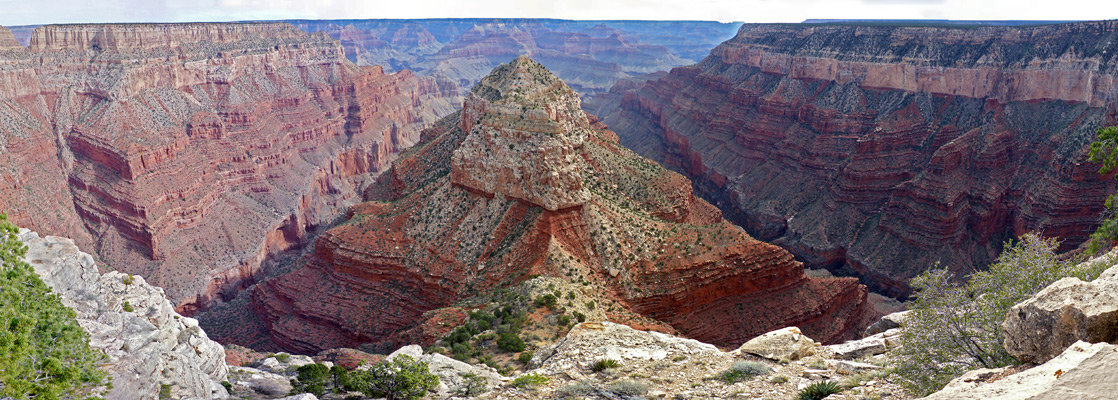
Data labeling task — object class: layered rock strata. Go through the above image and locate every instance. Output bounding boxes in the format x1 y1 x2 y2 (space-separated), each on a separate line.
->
251 56 875 353
0 23 458 311
591 21 1118 296
19 228 228 400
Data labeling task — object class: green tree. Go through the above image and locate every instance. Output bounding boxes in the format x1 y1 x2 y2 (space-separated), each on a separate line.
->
0 213 107 399
496 332 526 352
351 354 438 400
1087 125 1118 252
291 363 329 396
890 234 1107 395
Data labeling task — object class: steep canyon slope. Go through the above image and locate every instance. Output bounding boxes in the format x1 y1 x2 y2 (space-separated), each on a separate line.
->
0 23 459 313
250 56 875 353
287 19 741 96
588 21 1118 297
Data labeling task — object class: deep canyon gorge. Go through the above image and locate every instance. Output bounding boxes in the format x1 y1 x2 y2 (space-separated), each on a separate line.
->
4 16 1118 400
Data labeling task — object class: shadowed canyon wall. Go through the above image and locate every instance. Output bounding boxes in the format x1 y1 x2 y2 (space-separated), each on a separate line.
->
587 21 1118 297
0 23 459 312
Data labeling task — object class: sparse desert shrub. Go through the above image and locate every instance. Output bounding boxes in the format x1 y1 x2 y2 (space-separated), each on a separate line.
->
456 372 487 397
590 358 620 372
770 374 790 384
797 380 841 400
718 360 769 383
511 373 549 389
607 380 648 396
274 353 291 363
891 233 1106 396
556 381 594 398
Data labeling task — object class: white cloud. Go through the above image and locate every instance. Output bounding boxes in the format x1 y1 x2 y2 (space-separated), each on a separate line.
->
0 0 1114 26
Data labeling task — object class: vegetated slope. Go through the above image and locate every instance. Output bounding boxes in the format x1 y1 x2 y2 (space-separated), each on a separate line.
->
0 23 459 312
286 19 741 96
588 21 1118 297
250 56 875 353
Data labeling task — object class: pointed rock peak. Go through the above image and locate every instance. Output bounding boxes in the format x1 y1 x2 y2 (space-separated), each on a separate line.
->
450 56 592 211
471 56 572 106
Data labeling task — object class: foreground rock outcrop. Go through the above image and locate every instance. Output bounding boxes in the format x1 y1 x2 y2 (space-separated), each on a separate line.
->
0 23 458 312
250 56 875 353
18 229 228 400
590 21 1118 297
483 321 909 399
1002 249 1118 363
925 340 1118 400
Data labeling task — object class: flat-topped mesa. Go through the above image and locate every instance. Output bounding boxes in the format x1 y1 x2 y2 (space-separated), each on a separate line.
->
451 55 592 211
28 22 306 52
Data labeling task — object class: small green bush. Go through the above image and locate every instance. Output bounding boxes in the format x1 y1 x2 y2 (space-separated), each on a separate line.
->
159 383 172 399
557 314 571 326
274 353 291 363
797 381 841 400
771 375 790 384
511 373 549 389
496 332 526 352
534 294 558 308
607 380 648 396
590 358 620 372
221 380 232 392
718 360 769 383
123 301 134 312
517 351 533 364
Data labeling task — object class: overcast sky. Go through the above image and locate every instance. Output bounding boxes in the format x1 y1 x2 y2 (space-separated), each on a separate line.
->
0 0 1114 27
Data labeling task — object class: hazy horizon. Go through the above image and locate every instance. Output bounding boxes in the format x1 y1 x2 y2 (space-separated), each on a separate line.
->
0 0 1113 27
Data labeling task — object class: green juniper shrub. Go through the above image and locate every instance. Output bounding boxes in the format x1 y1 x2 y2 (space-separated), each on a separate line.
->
292 363 329 396
517 351 534 364
511 373 549 389
534 294 558 308
496 332 526 352
1087 125 1118 252
0 212 108 400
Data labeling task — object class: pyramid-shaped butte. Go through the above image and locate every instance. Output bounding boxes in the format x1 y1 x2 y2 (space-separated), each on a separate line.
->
248 57 877 353
451 56 591 210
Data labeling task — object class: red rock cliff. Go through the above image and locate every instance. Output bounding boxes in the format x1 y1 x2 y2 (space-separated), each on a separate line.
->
589 21 1118 297
0 23 459 311
250 56 875 353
